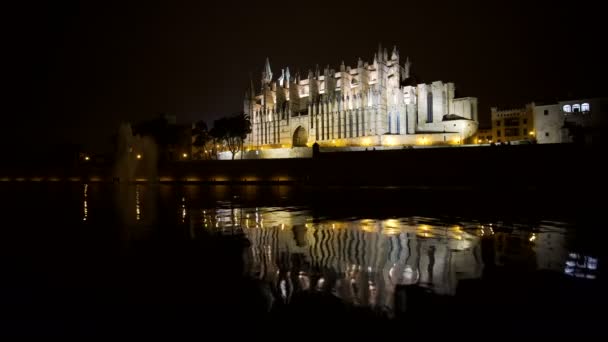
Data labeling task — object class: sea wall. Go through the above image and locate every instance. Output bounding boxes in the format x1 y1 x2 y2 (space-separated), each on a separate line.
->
0 144 600 190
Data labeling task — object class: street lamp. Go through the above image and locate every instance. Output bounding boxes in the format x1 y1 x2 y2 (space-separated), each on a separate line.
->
136 154 142 160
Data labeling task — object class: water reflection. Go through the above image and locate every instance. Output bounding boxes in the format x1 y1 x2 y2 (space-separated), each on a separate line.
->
191 206 602 315
82 183 88 221
77 185 601 316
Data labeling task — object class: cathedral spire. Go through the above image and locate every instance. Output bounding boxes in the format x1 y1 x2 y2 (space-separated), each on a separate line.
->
403 56 411 80
285 67 290 84
262 57 273 84
391 46 399 60
249 72 256 97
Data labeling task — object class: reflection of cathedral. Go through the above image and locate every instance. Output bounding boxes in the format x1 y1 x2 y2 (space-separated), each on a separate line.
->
244 45 479 150
200 207 483 314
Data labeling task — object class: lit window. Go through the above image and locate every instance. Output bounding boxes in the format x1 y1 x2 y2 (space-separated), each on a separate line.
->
573 104 581 112
582 103 590 112
563 105 571 113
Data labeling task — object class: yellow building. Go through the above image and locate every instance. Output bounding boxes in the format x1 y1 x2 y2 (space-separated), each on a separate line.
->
491 104 535 143
471 128 493 144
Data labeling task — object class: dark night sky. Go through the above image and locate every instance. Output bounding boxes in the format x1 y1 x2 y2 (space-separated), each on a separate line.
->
5 0 606 153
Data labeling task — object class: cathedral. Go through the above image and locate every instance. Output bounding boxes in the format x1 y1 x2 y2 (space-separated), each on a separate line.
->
244 45 478 150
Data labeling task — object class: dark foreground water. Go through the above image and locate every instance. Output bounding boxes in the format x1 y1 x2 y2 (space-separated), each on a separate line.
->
0 183 605 337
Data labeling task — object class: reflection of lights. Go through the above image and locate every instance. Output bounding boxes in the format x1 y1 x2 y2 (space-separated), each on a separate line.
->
383 228 401 235
135 185 141 221
361 225 377 233
588 257 598 270
82 184 88 221
529 233 536 242
281 223 285 230
316 277 325 290
181 196 186 223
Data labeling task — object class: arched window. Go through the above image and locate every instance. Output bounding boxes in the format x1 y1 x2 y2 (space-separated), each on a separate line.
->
563 104 571 113
396 113 401 134
582 103 590 112
572 104 581 112
427 91 433 123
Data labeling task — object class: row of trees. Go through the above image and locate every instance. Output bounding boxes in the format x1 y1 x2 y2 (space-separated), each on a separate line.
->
192 113 252 160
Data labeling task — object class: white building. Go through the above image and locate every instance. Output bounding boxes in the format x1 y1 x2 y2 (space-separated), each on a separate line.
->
244 45 479 151
533 98 605 144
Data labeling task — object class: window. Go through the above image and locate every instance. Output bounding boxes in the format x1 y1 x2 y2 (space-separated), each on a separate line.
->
523 119 527 124
497 130 501 137
523 128 527 135
573 104 581 112
545 132 549 137
505 128 518 137
427 91 433 123
504 118 519 127
582 103 590 112
563 105 571 113
496 120 501 127
544 109 549 115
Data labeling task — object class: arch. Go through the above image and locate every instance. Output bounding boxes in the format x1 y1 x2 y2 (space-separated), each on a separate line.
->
563 104 571 113
292 126 308 147
572 104 581 112
582 103 590 112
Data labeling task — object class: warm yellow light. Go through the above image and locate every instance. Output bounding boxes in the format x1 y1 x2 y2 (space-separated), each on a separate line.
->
529 233 536 242
385 136 395 146
182 153 188 158
216 144 220 148
136 154 142 159
84 156 90 161
477 139 481 143
529 131 535 136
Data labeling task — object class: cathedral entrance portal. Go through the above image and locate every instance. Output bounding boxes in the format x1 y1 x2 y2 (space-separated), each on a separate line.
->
292 126 308 147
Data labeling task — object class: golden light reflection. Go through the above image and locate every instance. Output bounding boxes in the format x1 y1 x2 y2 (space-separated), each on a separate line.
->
529 233 536 242
382 228 401 235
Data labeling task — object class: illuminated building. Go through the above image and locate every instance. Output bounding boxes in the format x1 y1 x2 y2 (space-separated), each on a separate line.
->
243 45 479 154
490 104 535 144
471 127 493 144
533 98 606 144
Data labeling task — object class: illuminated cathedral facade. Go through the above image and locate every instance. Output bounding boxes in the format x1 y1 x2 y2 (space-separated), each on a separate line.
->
244 45 479 150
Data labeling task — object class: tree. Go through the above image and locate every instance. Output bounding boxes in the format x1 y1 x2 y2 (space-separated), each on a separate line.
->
192 120 212 159
212 113 252 160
